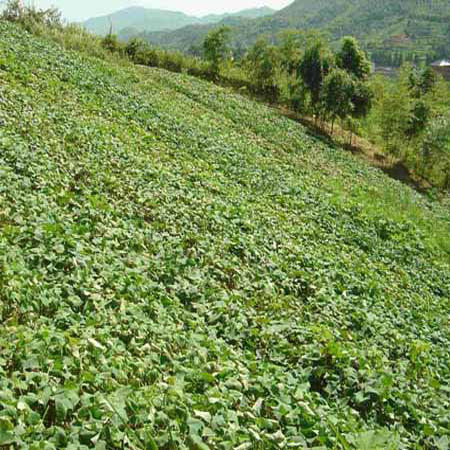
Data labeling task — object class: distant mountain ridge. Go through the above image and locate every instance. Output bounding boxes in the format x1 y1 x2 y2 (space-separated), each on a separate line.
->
201 6 275 23
82 6 275 36
140 0 450 64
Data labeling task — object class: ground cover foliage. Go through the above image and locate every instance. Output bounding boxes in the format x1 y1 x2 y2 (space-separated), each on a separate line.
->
3 1 449 192
0 22 449 449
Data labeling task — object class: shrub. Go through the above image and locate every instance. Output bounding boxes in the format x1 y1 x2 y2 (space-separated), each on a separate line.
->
142 47 161 67
159 51 185 73
101 33 122 54
125 38 143 59
1 0 63 32
420 116 450 188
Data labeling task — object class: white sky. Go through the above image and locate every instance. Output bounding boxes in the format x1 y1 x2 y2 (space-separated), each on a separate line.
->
23 0 294 21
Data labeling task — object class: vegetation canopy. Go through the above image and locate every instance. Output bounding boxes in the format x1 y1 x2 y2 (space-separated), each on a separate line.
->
0 5 449 450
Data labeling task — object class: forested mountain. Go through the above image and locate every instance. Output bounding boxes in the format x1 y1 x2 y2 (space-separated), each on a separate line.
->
82 6 275 36
141 0 450 64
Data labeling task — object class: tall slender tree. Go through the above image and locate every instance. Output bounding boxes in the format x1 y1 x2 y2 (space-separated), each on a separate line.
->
298 40 332 118
203 26 232 78
245 37 280 101
321 68 353 133
336 37 371 80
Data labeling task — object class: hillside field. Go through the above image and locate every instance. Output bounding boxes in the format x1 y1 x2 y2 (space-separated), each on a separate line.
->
0 22 449 449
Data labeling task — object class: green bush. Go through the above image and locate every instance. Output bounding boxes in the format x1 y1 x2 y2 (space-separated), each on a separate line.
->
1 0 62 32
420 116 450 188
124 38 143 59
101 33 123 54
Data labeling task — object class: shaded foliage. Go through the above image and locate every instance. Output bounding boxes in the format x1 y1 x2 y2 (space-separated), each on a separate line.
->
298 41 333 112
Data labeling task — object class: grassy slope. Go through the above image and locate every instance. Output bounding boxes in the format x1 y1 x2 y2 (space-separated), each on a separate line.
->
0 22 449 449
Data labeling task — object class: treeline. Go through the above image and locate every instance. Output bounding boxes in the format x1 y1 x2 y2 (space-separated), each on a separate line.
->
118 26 450 189
370 49 432 67
2 0 449 190
362 66 450 189
369 42 449 68
122 27 374 136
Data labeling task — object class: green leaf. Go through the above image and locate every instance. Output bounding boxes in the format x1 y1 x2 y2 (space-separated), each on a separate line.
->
435 436 449 450
188 434 210 450
0 430 15 446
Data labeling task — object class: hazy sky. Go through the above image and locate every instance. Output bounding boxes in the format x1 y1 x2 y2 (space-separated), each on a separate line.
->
24 0 294 21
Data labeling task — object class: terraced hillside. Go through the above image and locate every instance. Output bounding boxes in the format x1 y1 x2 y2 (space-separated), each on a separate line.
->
0 22 449 449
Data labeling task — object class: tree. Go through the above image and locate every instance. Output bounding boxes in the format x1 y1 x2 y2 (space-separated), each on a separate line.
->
409 67 437 98
1 0 62 30
405 66 439 137
336 37 371 80
377 67 413 157
419 68 437 95
278 29 326 76
278 30 303 76
1 0 23 22
187 44 203 58
298 41 333 118
420 116 450 188
245 37 280 101
345 80 373 144
203 26 231 78
278 30 317 113
350 80 373 120
321 69 353 133
406 100 431 137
